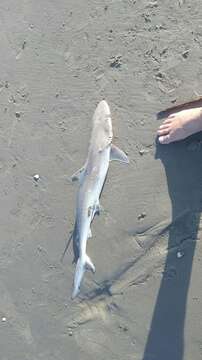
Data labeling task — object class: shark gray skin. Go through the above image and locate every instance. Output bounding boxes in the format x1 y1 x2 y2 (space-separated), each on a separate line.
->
66 100 129 299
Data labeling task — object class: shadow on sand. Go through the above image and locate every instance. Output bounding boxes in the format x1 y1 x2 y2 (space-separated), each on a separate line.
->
142 131 202 360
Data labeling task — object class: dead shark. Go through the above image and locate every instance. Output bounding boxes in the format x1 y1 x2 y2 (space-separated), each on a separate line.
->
64 100 129 299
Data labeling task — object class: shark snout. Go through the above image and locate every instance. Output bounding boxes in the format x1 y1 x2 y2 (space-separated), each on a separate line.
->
96 100 111 117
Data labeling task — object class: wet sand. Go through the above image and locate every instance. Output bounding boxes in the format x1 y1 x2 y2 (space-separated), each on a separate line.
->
1 1 202 359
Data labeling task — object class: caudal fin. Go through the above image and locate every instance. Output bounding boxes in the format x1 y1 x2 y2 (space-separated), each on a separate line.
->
72 254 95 299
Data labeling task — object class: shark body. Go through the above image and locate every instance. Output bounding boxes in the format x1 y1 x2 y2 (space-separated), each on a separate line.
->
65 100 129 298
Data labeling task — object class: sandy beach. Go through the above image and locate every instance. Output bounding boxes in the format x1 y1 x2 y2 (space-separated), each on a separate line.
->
1 1 202 359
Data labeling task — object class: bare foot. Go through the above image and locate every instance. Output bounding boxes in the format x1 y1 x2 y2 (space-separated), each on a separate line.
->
157 107 202 144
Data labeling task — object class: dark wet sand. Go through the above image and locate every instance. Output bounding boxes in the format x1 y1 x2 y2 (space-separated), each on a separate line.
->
1 1 202 359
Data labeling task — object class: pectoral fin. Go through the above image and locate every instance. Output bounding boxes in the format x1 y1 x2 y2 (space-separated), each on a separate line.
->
71 165 86 183
94 203 103 216
85 255 95 273
110 144 129 163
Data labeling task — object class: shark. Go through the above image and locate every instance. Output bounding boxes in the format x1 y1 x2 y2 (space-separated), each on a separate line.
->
63 100 129 299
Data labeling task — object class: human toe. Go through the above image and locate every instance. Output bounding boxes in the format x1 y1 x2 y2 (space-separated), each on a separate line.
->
157 122 171 134
158 134 171 144
163 117 173 124
157 127 170 136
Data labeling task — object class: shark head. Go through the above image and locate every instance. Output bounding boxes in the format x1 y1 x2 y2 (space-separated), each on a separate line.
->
95 100 110 116
91 100 113 150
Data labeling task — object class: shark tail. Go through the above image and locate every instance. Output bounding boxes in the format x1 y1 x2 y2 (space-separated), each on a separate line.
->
72 254 95 299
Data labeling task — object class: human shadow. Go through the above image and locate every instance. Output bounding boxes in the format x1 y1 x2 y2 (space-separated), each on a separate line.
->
142 129 202 360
